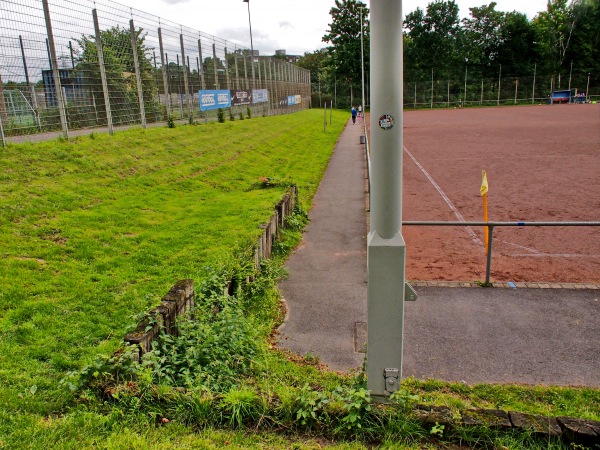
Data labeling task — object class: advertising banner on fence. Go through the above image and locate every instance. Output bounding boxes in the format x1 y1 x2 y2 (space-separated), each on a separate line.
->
252 89 269 104
295 94 301 105
199 90 231 111
287 95 296 106
231 90 251 106
278 97 289 107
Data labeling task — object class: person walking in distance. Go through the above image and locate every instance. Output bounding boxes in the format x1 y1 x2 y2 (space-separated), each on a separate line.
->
351 106 357 124
358 104 363 120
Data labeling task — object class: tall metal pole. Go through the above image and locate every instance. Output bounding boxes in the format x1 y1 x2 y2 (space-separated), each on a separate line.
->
464 63 468 103
130 20 146 128
360 6 366 117
532 63 537 104
497 64 501 106
243 0 256 90
93 9 114 135
368 0 415 400
158 27 171 118
586 73 590 102
568 60 573 91
430 68 434 108
42 0 69 139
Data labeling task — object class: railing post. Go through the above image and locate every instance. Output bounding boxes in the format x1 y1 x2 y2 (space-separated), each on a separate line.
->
42 0 69 139
92 8 114 135
130 19 146 128
485 225 494 286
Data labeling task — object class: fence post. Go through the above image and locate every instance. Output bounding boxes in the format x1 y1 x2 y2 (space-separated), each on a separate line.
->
514 79 519 105
497 64 502 106
430 68 434 108
224 46 231 91
18 35 40 130
197 37 206 90
158 27 171 119
42 0 69 139
130 19 146 128
212 43 218 90
532 63 537 104
0 117 5 148
92 9 113 135
234 53 240 90
480 79 484 105
180 33 191 120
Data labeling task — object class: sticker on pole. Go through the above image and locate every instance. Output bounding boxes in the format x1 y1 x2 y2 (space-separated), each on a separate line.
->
378 114 395 130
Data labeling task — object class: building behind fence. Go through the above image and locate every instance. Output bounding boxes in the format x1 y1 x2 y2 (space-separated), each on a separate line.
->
0 0 311 140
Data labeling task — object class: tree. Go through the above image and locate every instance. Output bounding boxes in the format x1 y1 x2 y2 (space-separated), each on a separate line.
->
75 25 161 124
496 12 539 76
562 0 600 75
404 1 463 80
297 50 329 85
462 2 505 77
533 0 579 73
322 0 369 90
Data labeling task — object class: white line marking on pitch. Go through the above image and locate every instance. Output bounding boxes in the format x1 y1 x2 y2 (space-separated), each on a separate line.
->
404 146 483 248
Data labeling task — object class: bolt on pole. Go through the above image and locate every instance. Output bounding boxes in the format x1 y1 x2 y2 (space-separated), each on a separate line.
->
367 0 415 400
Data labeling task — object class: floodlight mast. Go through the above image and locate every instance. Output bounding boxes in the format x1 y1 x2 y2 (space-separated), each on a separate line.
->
367 0 415 400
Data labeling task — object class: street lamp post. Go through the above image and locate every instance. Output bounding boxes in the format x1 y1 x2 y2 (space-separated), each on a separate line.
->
243 0 256 90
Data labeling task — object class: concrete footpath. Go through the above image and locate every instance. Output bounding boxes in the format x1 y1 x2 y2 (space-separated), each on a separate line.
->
276 119 600 387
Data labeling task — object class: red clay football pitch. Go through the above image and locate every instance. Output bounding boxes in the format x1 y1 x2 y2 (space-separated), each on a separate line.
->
398 104 600 283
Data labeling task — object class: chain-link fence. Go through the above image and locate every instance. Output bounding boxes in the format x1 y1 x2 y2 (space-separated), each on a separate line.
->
0 0 311 142
406 72 598 109
315 71 598 111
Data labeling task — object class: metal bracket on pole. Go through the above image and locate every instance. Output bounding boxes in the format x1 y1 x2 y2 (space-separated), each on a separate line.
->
405 282 417 302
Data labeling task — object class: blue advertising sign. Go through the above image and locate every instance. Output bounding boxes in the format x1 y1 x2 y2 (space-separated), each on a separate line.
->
252 89 269 104
199 90 231 111
287 95 296 106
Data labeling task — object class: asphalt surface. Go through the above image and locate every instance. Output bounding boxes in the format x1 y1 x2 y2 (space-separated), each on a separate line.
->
276 118 600 387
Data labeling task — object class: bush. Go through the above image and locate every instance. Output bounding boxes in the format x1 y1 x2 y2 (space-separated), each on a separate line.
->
217 108 225 123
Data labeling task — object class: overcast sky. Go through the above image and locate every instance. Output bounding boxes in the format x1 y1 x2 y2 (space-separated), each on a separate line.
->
121 0 549 55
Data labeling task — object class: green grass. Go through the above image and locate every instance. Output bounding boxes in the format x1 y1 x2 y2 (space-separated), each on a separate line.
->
0 109 347 418
1 109 598 449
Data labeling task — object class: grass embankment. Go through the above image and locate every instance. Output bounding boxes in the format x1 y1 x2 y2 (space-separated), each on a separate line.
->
1 109 598 449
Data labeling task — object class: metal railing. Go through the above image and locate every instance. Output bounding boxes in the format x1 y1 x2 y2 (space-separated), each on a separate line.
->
403 221 600 285
0 0 311 143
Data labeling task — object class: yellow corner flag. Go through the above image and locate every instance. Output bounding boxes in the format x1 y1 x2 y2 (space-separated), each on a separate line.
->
481 170 489 253
480 170 489 196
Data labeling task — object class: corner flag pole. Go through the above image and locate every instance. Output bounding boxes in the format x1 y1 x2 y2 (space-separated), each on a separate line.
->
481 170 489 253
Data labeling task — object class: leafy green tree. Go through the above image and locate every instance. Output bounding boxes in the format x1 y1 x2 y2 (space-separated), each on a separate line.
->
297 50 329 85
322 0 369 95
563 0 600 76
75 25 161 124
404 0 463 80
532 0 579 73
462 2 505 77
497 12 539 76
